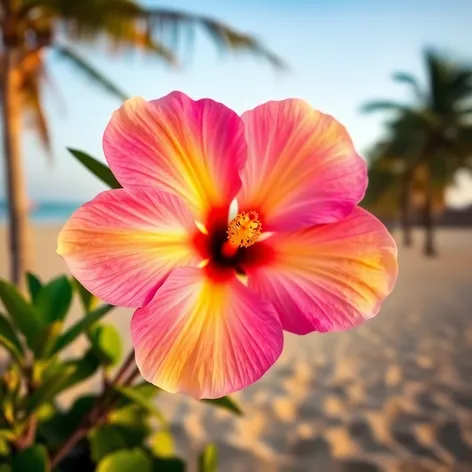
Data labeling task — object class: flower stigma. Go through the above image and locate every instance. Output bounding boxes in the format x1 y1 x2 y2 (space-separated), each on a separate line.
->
226 211 262 248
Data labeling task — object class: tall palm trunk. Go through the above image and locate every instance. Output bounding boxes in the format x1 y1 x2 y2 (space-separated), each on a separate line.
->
422 160 436 257
399 170 413 247
1 45 31 287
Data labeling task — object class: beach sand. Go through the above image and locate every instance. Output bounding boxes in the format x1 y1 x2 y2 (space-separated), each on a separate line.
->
1 226 472 472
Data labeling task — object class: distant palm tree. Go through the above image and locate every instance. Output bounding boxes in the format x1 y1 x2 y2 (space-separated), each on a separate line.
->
361 49 472 256
362 115 426 246
0 0 284 287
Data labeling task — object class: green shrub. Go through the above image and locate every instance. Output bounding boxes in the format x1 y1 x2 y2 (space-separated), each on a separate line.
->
0 273 241 471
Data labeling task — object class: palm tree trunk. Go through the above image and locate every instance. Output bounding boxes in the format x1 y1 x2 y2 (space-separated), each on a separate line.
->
422 162 436 257
1 46 31 287
399 170 413 247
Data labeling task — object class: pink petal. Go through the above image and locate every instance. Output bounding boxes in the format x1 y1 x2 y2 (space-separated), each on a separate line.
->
238 99 367 231
131 268 283 399
246 207 398 334
57 188 200 308
103 91 246 221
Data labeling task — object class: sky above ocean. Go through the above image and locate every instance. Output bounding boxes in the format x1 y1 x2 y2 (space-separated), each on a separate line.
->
0 0 471 207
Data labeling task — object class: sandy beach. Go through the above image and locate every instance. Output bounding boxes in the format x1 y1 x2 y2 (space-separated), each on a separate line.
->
1 225 472 472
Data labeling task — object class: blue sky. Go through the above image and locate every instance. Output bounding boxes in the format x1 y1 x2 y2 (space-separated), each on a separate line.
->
2 0 472 206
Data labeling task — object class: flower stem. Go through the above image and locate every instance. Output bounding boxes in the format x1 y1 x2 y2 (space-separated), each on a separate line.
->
50 350 137 469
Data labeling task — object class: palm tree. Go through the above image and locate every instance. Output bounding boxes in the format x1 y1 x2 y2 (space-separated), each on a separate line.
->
362 114 428 246
363 143 455 248
0 0 284 287
361 49 472 256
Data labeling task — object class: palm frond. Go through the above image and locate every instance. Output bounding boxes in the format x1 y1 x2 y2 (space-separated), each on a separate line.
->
103 24 177 65
155 11 286 69
360 100 410 114
392 72 424 101
53 43 129 102
24 85 51 154
20 0 286 69
16 49 52 155
361 101 435 130
450 69 472 103
144 8 286 69
453 125 472 168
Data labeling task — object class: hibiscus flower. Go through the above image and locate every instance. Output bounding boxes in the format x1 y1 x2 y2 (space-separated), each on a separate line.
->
58 91 398 399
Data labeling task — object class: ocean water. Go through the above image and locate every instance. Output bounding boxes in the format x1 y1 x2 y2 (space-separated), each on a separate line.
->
0 201 82 223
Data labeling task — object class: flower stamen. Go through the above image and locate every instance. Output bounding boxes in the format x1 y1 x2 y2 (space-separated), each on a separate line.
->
227 211 262 248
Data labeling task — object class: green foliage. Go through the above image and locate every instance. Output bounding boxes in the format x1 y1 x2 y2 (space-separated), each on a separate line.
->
67 149 122 189
150 431 174 458
73 279 100 313
202 396 243 416
59 351 101 392
50 304 114 356
24 366 77 417
96 449 152 472
0 279 40 349
0 271 244 470
0 314 24 363
11 445 49 472
153 457 186 472
198 444 218 472
88 426 128 463
26 273 43 304
35 276 73 324
89 324 122 367
113 386 166 425
31 276 74 356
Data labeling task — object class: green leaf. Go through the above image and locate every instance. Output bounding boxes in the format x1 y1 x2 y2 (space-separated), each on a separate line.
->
96 449 152 472
89 324 122 366
89 425 128 463
0 464 11 472
59 351 101 393
114 382 161 410
36 402 56 423
113 386 166 425
37 411 69 449
42 352 100 390
110 424 151 449
26 273 43 304
0 279 39 346
0 313 24 362
51 304 114 355
153 457 185 472
201 396 242 416
12 445 49 472
35 276 73 324
150 431 174 458
0 437 10 456
132 382 162 398
108 405 152 447
198 444 217 472
24 366 76 417
0 433 13 444
72 278 100 312
38 395 97 448
32 321 64 359
68 149 121 189
62 395 98 432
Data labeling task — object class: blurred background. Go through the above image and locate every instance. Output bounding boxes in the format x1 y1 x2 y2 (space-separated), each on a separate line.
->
1 0 471 471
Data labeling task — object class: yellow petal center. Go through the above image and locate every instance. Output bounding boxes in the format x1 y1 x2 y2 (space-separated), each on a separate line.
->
226 211 262 248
